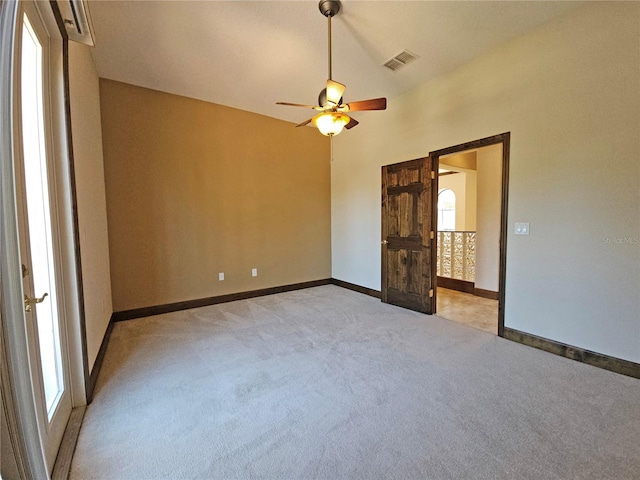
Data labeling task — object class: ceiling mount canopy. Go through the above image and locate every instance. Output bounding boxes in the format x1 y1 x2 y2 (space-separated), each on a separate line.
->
319 0 341 18
276 0 387 137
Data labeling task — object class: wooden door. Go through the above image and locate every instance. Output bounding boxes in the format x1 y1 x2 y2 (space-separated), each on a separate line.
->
381 157 434 313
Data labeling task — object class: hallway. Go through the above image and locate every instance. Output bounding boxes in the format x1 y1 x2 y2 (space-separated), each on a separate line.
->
436 287 498 334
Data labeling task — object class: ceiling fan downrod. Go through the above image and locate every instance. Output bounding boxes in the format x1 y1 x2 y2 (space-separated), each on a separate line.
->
319 0 341 81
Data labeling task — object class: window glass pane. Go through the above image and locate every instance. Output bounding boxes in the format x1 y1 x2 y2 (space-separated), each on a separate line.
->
438 189 456 231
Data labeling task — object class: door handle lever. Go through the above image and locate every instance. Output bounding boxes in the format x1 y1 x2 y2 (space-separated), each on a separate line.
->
24 292 48 312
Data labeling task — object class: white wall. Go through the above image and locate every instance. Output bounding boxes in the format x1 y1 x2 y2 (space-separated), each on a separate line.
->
474 144 502 292
68 42 112 372
331 3 640 363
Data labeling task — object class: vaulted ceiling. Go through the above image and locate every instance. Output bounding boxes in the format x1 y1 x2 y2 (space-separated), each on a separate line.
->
88 1 582 126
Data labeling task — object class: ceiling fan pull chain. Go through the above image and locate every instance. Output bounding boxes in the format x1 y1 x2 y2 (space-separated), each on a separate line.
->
330 136 334 162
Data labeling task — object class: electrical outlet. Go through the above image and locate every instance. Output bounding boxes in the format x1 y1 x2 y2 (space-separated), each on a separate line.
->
218 272 224 281
515 222 530 235
251 268 258 277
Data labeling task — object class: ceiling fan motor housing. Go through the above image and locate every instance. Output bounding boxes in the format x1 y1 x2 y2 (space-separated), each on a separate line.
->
319 0 341 18
318 88 342 108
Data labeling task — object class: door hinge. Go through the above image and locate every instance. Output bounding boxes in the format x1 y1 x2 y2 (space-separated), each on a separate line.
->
430 231 435 240
430 171 435 180
429 289 434 298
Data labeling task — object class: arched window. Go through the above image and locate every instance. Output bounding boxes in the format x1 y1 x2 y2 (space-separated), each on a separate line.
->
438 189 456 231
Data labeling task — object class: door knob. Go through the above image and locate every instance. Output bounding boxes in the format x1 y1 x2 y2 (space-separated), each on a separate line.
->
24 292 48 312
381 240 389 245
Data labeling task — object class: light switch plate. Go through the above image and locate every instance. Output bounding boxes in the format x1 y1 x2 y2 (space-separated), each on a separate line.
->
251 268 258 277
515 222 530 235
218 272 224 281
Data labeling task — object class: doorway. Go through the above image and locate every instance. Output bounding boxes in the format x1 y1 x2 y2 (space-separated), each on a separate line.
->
430 133 510 336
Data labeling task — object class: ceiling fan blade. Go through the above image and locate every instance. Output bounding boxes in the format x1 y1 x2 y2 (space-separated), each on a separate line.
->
326 80 346 105
344 97 387 112
296 118 314 128
277 102 322 110
345 117 359 130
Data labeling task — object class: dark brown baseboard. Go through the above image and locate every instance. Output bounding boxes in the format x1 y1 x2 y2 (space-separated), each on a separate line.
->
437 276 474 294
474 287 499 300
503 327 640 379
331 278 381 298
86 316 114 403
112 279 333 322
437 277 499 300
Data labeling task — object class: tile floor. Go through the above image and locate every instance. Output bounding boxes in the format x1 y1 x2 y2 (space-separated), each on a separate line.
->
436 287 498 334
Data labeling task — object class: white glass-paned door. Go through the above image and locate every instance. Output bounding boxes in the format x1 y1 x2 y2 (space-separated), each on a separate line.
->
15 2 72 471
21 12 64 417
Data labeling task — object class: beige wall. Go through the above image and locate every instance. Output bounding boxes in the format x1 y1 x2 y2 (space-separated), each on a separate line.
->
465 170 477 232
331 3 640 363
68 43 112 372
475 144 502 292
100 80 331 311
441 151 477 171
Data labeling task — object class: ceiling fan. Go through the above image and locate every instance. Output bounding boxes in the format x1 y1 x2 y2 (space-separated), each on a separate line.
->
276 0 387 137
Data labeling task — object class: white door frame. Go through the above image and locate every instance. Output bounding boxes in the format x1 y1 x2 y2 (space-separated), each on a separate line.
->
1 0 87 476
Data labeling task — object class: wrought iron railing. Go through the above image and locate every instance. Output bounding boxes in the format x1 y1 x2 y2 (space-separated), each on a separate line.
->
437 231 476 282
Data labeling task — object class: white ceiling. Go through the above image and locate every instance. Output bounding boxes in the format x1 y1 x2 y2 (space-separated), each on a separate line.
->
87 1 583 126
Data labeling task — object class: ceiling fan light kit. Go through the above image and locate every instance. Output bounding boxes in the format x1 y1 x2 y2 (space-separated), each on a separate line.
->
313 111 350 136
277 0 387 137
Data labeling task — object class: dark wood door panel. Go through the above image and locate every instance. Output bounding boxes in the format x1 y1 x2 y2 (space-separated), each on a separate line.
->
386 249 423 292
387 289 423 311
381 157 434 314
387 191 423 238
386 236 423 251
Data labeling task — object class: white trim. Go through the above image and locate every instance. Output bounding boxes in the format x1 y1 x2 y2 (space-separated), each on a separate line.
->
29 0 87 409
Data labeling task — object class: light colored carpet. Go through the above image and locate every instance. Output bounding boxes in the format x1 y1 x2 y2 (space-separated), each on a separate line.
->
70 285 640 479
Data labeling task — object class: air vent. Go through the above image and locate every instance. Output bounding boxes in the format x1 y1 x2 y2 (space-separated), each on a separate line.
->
383 58 404 72
383 50 418 72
